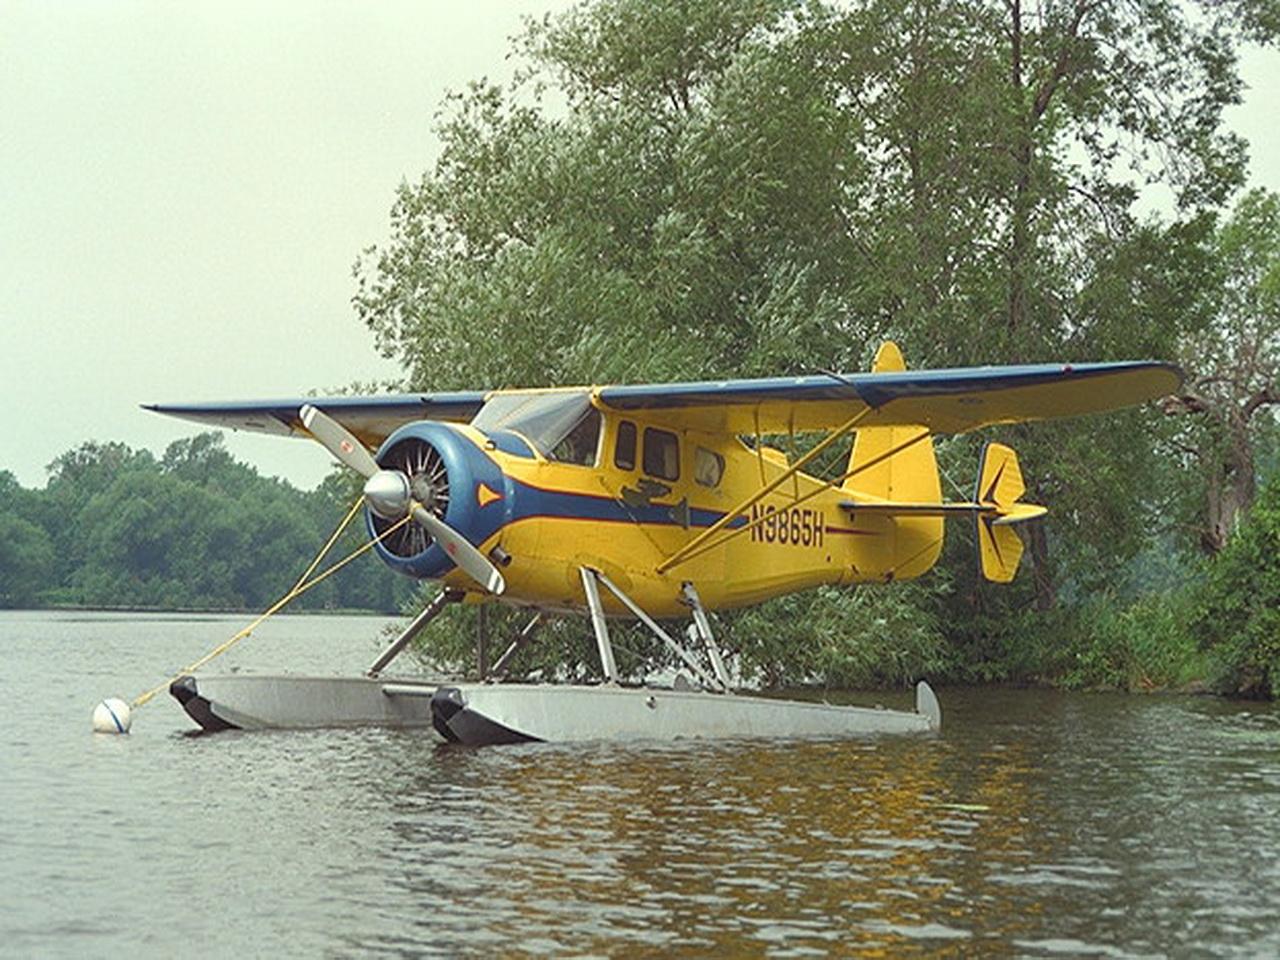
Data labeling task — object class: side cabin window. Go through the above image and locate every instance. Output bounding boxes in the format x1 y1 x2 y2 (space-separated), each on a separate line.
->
614 420 637 470
549 408 601 466
643 428 680 481
694 446 724 487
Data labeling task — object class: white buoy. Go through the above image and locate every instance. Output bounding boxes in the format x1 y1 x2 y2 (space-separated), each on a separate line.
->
92 698 132 734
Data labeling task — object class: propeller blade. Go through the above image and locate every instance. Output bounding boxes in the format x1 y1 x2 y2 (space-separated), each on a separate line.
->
302 403 501 594
411 504 506 595
300 404 380 478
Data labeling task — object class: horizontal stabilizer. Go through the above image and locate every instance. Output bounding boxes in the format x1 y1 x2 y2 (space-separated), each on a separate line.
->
840 440 1046 583
992 502 1048 526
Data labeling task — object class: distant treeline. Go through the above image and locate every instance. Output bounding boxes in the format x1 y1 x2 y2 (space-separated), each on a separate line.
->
0 433 418 614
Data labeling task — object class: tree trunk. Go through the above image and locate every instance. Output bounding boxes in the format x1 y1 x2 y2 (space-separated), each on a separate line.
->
1202 422 1256 554
1026 521 1057 611
1007 0 1029 339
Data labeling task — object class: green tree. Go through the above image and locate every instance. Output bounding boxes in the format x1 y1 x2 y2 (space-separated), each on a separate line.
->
39 442 159 589
0 512 55 607
1163 188 1280 553
1193 472 1280 696
0 437 412 613
161 432 258 495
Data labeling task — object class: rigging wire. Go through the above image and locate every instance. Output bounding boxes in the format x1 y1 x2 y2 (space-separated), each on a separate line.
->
129 502 412 709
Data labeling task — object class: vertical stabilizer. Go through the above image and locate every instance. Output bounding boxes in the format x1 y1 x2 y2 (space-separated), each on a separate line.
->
845 342 942 579
975 442 1024 509
976 517 1025 583
973 442 1042 583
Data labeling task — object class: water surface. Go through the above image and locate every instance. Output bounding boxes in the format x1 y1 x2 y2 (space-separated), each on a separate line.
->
2 611 1277 957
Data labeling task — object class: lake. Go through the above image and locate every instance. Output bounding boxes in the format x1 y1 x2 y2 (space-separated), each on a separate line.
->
2 610 1278 957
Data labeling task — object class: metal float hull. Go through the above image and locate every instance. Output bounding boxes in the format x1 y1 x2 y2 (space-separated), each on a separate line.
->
431 682 938 745
171 674 940 745
169 674 440 733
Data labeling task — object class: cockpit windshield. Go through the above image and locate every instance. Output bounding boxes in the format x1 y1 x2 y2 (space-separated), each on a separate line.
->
471 390 601 465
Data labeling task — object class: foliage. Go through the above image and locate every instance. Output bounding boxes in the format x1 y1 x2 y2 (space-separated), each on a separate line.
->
0 436 416 613
1163 188 1280 552
729 582 954 688
406 597 675 683
1057 589 1207 692
409 581 953 692
1191 473 1280 696
0 471 53 606
0 513 55 607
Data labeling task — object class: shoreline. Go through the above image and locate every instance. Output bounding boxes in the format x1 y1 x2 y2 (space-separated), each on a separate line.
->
0 604 400 617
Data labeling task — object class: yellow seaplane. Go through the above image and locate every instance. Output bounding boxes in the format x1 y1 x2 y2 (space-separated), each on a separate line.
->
147 343 1180 744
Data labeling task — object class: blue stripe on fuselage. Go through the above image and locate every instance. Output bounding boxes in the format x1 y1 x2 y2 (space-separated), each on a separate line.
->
505 477 746 531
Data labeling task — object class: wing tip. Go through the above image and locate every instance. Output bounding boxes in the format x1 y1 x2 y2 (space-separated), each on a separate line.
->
1159 360 1187 392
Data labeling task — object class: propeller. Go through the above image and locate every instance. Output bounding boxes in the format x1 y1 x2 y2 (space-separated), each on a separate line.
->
300 404 505 595
300 404 379 477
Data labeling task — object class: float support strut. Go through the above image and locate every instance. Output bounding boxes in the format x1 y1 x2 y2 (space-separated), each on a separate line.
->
682 583 731 690
589 570 721 691
489 612 544 680
366 588 461 677
580 568 620 683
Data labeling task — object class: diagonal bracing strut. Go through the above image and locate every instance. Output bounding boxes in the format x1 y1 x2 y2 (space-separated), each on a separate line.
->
681 582 732 690
580 567 723 691
489 612 545 680
657 427 932 573
366 588 461 677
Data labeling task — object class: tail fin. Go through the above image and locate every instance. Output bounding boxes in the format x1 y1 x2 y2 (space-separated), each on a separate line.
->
841 386 1047 583
973 442 1046 583
845 342 942 579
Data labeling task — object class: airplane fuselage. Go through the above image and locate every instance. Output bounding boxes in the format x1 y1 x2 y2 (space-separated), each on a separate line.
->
373 404 942 617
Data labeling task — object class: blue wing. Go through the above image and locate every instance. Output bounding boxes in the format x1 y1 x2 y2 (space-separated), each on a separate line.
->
596 361 1182 434
144 361 1182 444
143 393 487 448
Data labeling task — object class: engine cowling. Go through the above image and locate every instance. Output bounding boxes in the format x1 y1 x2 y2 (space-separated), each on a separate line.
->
366 422 511 580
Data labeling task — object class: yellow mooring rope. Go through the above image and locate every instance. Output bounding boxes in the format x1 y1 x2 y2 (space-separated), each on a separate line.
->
130 501 413 709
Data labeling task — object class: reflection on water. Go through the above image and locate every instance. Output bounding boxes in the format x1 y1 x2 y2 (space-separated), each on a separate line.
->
2 612 1278 957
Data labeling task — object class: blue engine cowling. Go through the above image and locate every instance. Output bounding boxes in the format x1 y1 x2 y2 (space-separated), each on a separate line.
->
366 421 512 580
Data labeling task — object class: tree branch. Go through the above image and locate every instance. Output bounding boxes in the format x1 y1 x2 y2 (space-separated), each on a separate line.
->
1241 382 1280 421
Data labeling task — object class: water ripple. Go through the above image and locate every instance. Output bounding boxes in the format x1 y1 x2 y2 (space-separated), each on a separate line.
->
3 615 1279 957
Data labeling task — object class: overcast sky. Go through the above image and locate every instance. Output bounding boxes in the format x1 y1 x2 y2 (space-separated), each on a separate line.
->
2 2 1276 491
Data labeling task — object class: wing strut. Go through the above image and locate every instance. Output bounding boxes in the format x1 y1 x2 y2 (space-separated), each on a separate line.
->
655 406 874 574
657 426 933 574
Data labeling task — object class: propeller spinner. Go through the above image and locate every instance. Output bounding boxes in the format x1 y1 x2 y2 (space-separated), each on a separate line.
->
299 404 505 595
